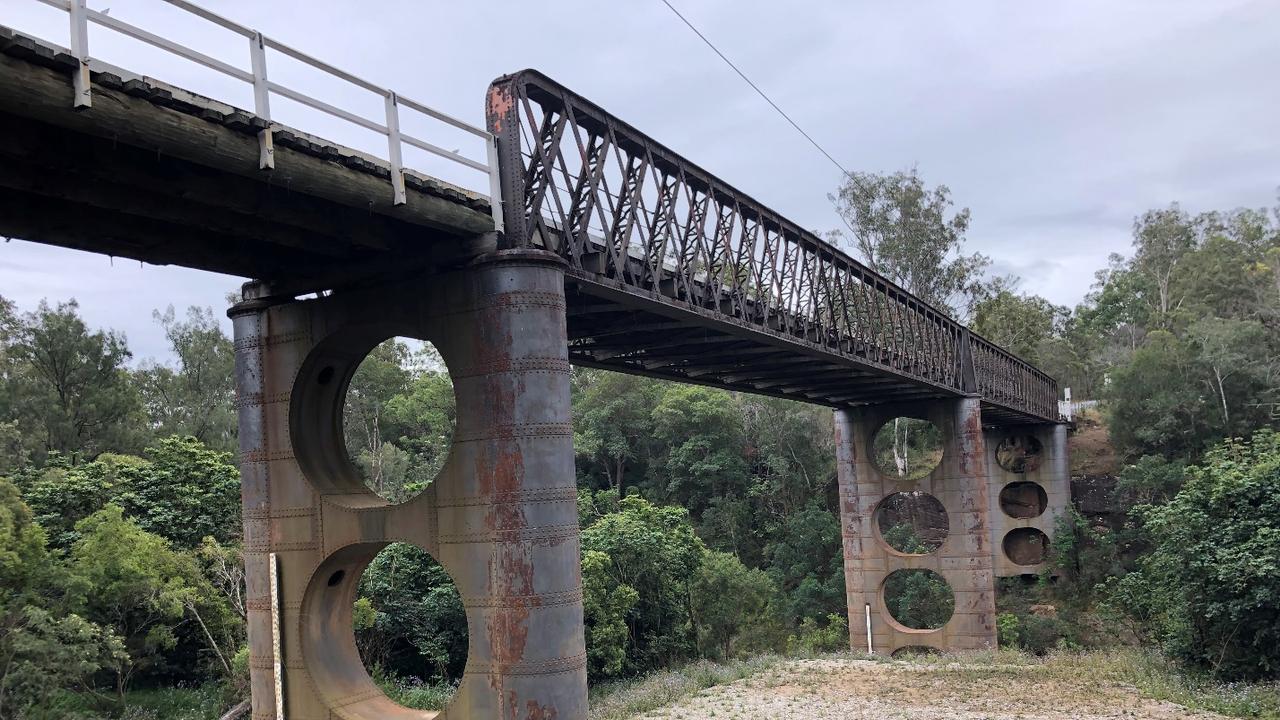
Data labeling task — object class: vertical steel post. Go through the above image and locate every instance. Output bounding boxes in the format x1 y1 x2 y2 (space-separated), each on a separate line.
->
487 135 506 233
384 91 407 205
249 32 273 169
68 0 91 108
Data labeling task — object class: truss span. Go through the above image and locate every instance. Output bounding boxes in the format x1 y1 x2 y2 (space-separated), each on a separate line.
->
485 70 1058 424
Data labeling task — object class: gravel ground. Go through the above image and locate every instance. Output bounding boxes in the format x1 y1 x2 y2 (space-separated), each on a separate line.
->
636 658 1226 720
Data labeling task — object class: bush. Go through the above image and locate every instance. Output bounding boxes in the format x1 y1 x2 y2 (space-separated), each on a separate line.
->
786 613 848 655
1107 430 1280 680
997 612 1020 647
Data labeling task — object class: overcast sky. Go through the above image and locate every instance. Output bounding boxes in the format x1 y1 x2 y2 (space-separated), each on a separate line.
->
3 0 1278 362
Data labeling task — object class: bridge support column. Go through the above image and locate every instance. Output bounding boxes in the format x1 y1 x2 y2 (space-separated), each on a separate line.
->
984 422 1071 577
835 398 998 655
230 249 586 720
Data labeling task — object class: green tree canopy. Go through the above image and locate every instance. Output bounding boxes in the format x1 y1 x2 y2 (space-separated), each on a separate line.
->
829 166 989 318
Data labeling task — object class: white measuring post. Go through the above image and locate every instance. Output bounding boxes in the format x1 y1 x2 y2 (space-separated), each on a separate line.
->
865 603 873 654
384 91 407 205
68 0 91 107
249 31 274 169
268 552 284 720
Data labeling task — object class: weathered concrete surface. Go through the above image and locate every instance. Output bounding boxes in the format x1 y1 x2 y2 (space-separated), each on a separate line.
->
230 250 585 720
835 399 998 655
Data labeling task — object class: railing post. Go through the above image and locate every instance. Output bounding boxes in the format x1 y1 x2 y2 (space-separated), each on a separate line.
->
68 0 91 108
486 136 505 233
384 91 407 206
249 31 274 170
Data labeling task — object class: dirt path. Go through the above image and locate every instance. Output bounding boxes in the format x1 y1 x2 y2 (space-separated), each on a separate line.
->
637 658 1224 720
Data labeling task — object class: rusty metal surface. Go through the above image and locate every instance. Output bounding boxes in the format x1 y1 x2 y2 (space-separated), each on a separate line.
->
486 70 1058 424
229 251 585 720
985 423 1071 577
833 400 998 655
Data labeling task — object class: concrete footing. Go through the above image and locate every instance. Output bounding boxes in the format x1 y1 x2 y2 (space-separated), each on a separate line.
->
229 250 586 720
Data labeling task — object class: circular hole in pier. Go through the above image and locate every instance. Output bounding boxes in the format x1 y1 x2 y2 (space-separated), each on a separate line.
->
999 481 1048 519
353 543 467 707
1003 527 1050 566
342 338 455 503
996 435 1043 473
872 417 943 482
883 569 954 630
875 492 948 554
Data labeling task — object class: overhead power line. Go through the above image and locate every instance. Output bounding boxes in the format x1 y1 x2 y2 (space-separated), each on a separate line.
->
657 0 851 178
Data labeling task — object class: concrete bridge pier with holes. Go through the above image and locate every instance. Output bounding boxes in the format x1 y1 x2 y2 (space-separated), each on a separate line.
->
834 402 1069 655
228 249 587 720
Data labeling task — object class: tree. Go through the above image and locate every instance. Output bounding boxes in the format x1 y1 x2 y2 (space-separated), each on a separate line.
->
829 166 989 318
581 550 637 680
764 500 845 626
0 477 125 717
1106 331 1211 460
1131 205 1199 328
573 371 658 493
135 306 237 452
344 340 413 499
1186 316 1274 431
8 301 144 461
883 570 953 630
65 506 236 697
580 497 706 674
16 437 240 550
1107 430 1280 680
648 385 746 516
14 452 144 549
114 436 242 548
690 551 777 658
971 290 1067 364
383 369 456 498
354 543 466 682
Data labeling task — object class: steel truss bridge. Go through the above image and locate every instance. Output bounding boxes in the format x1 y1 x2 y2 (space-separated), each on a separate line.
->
1 3 1065 718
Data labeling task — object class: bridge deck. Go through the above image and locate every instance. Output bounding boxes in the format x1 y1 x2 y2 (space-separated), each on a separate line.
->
0 27 1058 425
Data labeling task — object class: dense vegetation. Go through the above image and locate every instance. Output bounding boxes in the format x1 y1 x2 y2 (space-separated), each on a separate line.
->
0 178 1276 718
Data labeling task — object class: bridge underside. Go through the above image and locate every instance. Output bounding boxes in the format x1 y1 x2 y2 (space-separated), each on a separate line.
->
0 30 495 293
564 274 962 409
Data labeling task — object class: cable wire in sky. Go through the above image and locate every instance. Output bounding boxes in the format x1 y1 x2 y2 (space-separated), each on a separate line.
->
658 0 851 178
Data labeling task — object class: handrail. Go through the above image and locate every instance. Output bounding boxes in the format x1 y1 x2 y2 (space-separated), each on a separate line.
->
28 0 503 229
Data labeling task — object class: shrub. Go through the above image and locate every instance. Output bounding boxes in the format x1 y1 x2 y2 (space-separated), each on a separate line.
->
1108 430 1280 680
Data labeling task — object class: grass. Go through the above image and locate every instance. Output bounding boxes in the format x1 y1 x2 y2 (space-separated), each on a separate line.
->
893 647 1280 720
26 684 228 720
373 672 455 711
587 655 784 720
28 648 1278 720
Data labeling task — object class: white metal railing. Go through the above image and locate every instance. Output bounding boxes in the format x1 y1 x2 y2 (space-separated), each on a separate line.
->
29 0 503 230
